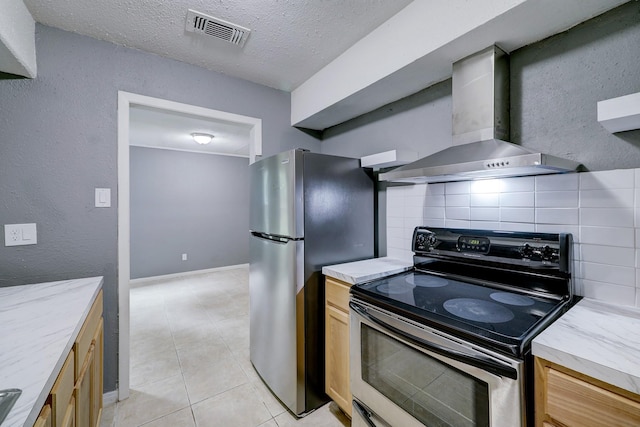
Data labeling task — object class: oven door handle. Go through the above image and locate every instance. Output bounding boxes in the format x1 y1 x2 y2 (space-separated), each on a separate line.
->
350 302 518 380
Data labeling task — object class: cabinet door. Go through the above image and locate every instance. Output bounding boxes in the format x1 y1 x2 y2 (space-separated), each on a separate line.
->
61 397 75 427
91 319 104 427
75 344 95 427
51 350 75 427
34 404 52 427
325 303 351 417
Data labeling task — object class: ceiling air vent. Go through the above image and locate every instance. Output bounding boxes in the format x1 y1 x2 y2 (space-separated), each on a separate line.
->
185 9 250 47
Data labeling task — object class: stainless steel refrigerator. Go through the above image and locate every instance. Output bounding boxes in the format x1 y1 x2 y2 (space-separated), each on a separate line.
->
249 148 374 416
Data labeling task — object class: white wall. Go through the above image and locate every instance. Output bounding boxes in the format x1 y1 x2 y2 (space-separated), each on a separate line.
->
387 169 640 307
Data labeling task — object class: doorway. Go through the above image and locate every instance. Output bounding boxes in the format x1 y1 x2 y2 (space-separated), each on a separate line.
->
117 91 262 400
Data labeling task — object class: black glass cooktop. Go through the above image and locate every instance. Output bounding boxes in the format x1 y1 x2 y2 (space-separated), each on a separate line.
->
351 270 565 357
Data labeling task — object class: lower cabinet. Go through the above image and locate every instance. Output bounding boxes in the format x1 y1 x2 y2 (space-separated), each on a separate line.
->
40 290 103 427
34 404 52 427
325 277 352 417
535 357 640 427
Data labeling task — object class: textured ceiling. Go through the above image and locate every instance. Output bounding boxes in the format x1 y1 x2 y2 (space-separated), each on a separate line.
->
23 0 413 92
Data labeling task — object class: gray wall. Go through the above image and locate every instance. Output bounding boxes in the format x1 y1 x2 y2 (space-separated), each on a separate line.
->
130 147 249 279
321 1 640 168
0 24 320 393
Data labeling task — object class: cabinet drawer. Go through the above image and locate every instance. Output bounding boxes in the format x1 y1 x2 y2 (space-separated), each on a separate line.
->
546 367 640 426
51 350 75 427
326 277 351 312
74 290 103 377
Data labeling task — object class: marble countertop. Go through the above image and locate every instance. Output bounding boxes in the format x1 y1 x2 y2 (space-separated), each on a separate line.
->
0 277 103 427
532 298 640 395
322 257 413 284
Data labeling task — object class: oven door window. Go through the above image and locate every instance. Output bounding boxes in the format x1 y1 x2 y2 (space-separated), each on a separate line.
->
361 323 489 427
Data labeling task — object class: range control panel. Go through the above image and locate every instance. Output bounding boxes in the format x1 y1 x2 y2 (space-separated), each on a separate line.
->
412 227 567 267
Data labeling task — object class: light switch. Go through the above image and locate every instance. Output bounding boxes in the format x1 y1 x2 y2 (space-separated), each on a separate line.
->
4 223 37 246
95 188 111 208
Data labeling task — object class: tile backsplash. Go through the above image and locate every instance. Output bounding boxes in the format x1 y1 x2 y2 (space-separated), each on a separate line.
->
386 169 640 308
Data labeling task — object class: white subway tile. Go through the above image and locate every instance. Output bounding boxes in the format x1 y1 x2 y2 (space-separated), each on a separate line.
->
637 249 640 268
582 280 636 307
580 169 635 190
580 226 634 248
404 217 423 230
404 205 424 219
386 247 413 263
445 181 470 194
470 208 499 221
424 206 445 219
386 186 405 198
573 277 584 297
402 227 416 240
500 192 534 207
445 219 470 228
635 169 640 189
581 262 635 286
446 194 470 207
425 183 445 195
387 201 404 217
501 208 535 223
423 218 445 228
446 207 470 220
470 221 500 230
406 195 426 207
572 243 581 262
581 244 635 267
500 222 535 232
536 173 579 191
536 208 579 225
387 217 404 228
400 183 429 196
579 189 634 208
470 193 499 207
637 229 640 248
424 195 445 207
387 236 405 250
580 207 634 227
500 176 535 193
471 179 501 194
535 191 578 208
535 224 580 239
386 227 404 239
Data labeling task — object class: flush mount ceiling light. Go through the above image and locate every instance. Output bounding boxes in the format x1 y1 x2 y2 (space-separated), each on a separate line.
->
191 133 214 145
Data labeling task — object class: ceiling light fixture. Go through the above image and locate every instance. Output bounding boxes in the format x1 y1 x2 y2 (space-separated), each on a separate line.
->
191 133 214 145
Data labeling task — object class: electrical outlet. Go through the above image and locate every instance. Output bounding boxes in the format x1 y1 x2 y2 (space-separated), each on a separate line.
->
182 253 188 261
4 223 37 246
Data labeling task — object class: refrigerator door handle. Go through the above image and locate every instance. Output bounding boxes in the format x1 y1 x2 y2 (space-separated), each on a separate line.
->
250 231 299 243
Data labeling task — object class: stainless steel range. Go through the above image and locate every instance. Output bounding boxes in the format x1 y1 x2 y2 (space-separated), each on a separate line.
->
349 227 574 427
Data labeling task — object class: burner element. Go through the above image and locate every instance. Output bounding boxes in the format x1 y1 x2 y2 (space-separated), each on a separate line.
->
490 292 535 307
405 274 449 288
443 298 515 323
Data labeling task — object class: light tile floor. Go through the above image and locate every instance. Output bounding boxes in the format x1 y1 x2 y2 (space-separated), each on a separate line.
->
100 267 350 427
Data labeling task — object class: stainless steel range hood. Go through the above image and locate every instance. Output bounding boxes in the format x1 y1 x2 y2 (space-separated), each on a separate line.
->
380 46 581 183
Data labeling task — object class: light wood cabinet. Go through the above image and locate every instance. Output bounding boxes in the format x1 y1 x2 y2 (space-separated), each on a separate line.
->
535 357 640 427
40 289 103 427
34 404 52 427
325 277 352 417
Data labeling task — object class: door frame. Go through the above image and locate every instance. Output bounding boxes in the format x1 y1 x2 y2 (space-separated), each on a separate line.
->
116 91 262 399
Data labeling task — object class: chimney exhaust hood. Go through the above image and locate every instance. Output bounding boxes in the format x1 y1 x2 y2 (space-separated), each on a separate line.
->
379 46 582 183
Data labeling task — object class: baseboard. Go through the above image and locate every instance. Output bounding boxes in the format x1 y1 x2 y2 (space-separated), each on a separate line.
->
103 390 118 406
129 263 249 288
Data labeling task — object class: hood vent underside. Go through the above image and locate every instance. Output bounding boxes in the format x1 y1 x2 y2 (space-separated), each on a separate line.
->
186 9 250 47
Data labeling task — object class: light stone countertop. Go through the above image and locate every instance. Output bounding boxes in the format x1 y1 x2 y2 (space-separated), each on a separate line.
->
0 277 103 427
532 298 640 395
322 257 413 285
